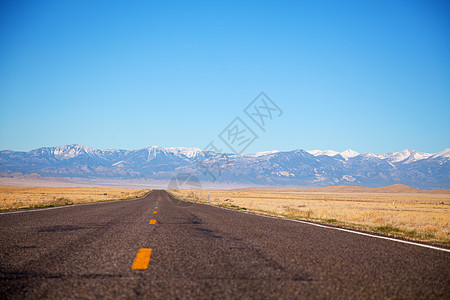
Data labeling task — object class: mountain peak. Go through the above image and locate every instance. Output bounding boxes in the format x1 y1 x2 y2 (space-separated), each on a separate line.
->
250 150 280 157
55 144 99 156
307 150 339 157
166 147 203 158
339 149 360 160
431 148 450 159
378 149 432 163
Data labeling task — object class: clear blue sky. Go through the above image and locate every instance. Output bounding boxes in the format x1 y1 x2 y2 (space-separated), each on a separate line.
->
1 0 449 154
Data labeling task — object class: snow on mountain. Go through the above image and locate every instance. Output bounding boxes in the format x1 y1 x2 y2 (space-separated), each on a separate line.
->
338 149 360 160
273 148 437 164
31 144 101 159
307 150 339 157
1 144 449 189
166 147 203 158
305 148 435 164
145 146 166 152
55 144 100 157
249 150 280 157
112 160 127 167
307 149 359 160
378 149 432 163
359 152 379 159
430 148 450 159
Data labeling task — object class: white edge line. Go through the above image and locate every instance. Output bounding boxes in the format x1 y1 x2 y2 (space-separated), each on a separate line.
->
168 192 450 254
0 190 155 215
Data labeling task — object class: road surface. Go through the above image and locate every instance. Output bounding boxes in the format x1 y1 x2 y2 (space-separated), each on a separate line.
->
0 190 449 299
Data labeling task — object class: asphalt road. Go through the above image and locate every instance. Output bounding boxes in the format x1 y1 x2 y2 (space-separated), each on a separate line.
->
0 190 449 299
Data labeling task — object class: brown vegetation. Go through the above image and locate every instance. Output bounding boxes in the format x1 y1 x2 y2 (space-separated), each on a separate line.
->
171 187 450 244
233 184 450 194
0 186 151 211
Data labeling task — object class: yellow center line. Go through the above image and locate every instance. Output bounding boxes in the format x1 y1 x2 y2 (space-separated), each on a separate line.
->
149 219 156 224
131 248 152 270
153 211 158 213
155 207 158 209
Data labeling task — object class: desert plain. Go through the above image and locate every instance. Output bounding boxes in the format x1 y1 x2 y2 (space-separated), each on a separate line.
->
170 184 450 244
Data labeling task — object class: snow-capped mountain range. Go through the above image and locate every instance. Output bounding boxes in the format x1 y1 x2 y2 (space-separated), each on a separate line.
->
306 148 438 163
0 144 449 189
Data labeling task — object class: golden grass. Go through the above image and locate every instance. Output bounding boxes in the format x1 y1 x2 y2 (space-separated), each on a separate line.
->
170 189 450 244
0 186 151 211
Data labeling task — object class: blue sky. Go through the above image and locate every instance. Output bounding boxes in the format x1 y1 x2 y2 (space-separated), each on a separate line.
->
0 0 449 154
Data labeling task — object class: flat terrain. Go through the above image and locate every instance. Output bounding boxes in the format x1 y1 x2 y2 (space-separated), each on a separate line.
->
0 190 448 299
234 184 450 194
0 173 175 189
0 186 151 211
171 186 450 244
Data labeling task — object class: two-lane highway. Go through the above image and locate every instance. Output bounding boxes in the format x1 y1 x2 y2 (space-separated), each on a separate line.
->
1 190 449 299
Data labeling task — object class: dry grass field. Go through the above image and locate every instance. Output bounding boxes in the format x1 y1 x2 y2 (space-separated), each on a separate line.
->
0 186 151 211
170 187 450 244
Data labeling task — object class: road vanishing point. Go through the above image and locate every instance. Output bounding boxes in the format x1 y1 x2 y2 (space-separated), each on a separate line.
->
0 190 449 299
